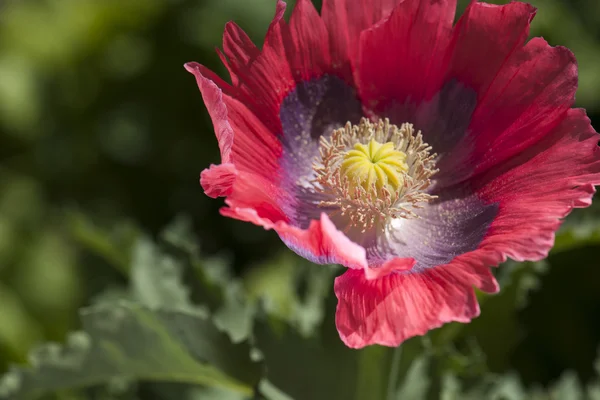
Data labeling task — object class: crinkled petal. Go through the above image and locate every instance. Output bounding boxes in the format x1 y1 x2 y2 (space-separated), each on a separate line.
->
463 38 577 178
321 0 402 81
446 1 536 97
473 108 600 262
218 0 293 133
284 0 331 81
334 260 496 348
369 257 416 279
185 63 289 221
200 163 237 198
186 62 281 176
220 21 260 87
222 207 368 269
221 205 418 278
358 0 457 110
219 0 338 132
185 63 234 163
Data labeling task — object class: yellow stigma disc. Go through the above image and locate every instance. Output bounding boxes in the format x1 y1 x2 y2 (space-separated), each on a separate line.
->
340 138 408 193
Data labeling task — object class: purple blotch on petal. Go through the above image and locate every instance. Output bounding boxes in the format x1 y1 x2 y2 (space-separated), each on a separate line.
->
386 80 477 152
371 188 498 270
386 80 478 188
279 75 363 228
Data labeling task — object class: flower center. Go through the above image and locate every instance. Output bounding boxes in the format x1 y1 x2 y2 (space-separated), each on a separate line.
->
341 139 408 195
312 118 438 231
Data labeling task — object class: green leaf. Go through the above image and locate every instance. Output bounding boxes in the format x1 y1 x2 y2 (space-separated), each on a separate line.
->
244 253 336 337
257 380 294 400
0 302 263 399
187 386 248 400
485 374 528 400
67 211 140 276
549 372 584 400
553 218 600 253
160 214 200 255
457 260 548 373
212 282 254 343
253 291 428 400
395 356 430 400
130 236 197 312
159 216 253 342
254 316 379 400
439 373 462 400
588 352 600 400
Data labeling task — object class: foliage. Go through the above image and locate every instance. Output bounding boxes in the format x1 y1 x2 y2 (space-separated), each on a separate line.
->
0 214 599 399
1 0 600 399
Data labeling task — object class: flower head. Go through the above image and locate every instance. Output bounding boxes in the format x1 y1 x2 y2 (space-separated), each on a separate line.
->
186 0 600 348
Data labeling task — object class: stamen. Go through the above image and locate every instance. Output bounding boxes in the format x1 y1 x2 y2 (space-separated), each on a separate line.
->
312 118 438 231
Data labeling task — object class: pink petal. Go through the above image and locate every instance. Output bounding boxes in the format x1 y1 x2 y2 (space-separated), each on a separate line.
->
221 22 260 87
217 0 294 133
200 163 237 198
466 38 577 177
321 0 402 81
367 257 416 280
185 62 281 178
474 108 600 262
357 0 458 110
285 0 332 81
185 63 289 221
446 2 536 98
222 206 419 279
185 63 234 163
222 207 368 270
334 260 496 348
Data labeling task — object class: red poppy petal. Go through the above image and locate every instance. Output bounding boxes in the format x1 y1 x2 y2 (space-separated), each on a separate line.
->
185 62 234 163
200 163 237 198
334 260 496 348
358 0 457 110
447 1 536 98
322 0 402 80
221 22 260 87
218 0 293 132
221 206 420 278
466 38 578 177
474 108 600 262
368 257 416 280
185 62 281 177
186 62 290 223
285 0 331 81
222 207 368 269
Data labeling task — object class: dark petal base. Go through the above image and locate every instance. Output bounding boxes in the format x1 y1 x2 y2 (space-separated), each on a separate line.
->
279 75 363 228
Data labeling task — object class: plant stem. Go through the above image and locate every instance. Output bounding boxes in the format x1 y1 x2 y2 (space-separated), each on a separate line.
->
386 345 403 400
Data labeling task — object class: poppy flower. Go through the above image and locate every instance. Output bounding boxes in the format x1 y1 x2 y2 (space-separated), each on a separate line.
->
185 0 600 348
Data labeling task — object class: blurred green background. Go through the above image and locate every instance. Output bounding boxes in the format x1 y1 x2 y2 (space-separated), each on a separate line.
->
1 0 600 399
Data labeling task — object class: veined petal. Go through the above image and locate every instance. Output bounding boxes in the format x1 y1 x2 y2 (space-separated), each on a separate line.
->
188 0 600 349
185 63 234 163
186 62 290 223
221 206 418 279
321 0 402 81
223 206 367 269
334 261 497 348
358 0 457 110
217 0 292 134
285 0 332 81
185 62 282 179
463 38 578 179
446 1 536 98
200 163 237 199
473 108 600 262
